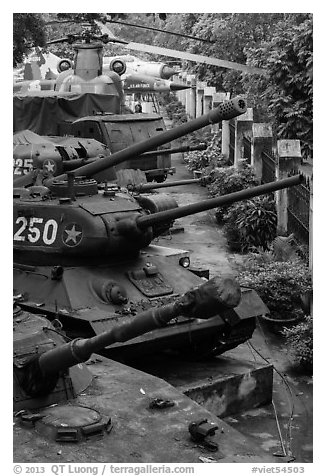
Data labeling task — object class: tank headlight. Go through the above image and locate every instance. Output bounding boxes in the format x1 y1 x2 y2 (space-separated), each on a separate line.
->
179 257 190 268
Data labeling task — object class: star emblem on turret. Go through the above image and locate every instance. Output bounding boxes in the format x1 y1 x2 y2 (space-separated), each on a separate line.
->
43 159 56 173
62 223 83 247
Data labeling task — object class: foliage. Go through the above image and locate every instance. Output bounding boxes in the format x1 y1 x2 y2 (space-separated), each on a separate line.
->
187 129 222 148
283 316 313 370
223 197 277 252
154 13 284 94
13 14 46 66
184 132 224 172
155 13 313 157
102 13 168 57
244 234 299 264
208 163 258 196
160 92 188 126
238 254 312 321
206 163 259 222
244 14 313 158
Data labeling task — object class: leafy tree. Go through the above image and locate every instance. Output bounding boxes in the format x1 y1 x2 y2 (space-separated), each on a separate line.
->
13 13 46 66
244 14 313 158
154 13 284 95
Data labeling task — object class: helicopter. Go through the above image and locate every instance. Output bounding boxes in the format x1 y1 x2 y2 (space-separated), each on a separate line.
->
13 45 189 96
13 13 267 97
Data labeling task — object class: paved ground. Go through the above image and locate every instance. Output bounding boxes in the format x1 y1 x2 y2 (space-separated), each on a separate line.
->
134 149 313 463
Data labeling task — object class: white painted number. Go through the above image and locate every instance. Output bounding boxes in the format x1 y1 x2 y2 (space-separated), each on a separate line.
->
27 217 43 243
13 158 33 175
14 217 58 245
43 219 58 245
14 217 28 241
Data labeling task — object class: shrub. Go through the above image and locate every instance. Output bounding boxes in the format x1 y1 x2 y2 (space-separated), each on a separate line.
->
184 132 226 172
223 196 277 252
238 255 312 321
187 129 220 148
207 163 259 223
161 93 188 126
283 315 313 371
208 163 258 197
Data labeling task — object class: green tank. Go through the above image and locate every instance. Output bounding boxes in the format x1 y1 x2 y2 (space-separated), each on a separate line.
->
13 97 302 360
13 279 277 463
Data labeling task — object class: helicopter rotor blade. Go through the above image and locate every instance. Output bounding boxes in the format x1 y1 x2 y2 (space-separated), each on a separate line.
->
46 37 73 45
123 42 267 76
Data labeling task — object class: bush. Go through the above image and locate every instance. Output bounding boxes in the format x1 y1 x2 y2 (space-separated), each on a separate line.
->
184 132 226 172
224 196 277 252
208 163 259 197
283 316 313 370
161 93 188 126
187 129 220 148
238 255 312 321
207 163 259 223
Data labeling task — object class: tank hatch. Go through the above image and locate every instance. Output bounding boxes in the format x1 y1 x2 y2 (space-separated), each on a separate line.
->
128 262 173 297
18 404 112 443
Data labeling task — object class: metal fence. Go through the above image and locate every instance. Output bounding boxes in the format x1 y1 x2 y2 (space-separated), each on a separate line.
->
227 129 311 253
261 150 276 184
287 173 311 258
243 135 252 164
229 121 235 165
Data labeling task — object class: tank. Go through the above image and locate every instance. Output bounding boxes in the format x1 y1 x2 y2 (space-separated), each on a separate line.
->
13 31 189 183
13 97 302 360
13 276 240 411
13 279 278 463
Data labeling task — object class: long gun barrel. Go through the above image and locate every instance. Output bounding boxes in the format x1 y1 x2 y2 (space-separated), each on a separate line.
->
139 143 207 157
45 96 246 186
36 276 241 377
135 175 303 230
62 144 207 171
130 178 202 192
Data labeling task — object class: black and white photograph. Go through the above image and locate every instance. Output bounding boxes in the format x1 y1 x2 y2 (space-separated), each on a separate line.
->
11 6 316 474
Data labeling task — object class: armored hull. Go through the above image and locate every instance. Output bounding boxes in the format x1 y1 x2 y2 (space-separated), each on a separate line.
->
13 305 276 463
14 253 263 360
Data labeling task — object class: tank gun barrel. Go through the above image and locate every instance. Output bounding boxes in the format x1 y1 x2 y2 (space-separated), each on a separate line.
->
37 276 241 377
140 143 207 158
45 96 246 186
130 178 202 192
136 175 303 230
61 144 207 171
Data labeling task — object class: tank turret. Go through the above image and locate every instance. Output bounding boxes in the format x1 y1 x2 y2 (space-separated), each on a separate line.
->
14 275 240 410
47 96 247 184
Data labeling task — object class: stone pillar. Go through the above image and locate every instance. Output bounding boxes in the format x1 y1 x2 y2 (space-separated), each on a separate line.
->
189 75 197 119
219 92 231 159
234 108 253 167
179 72 188 106
275 139 302 235
196 81 206 118
212 92 229 133
252 123 273 182
174 74 183 102
203 87 215 115
222 120 230 160
185 74 196 119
